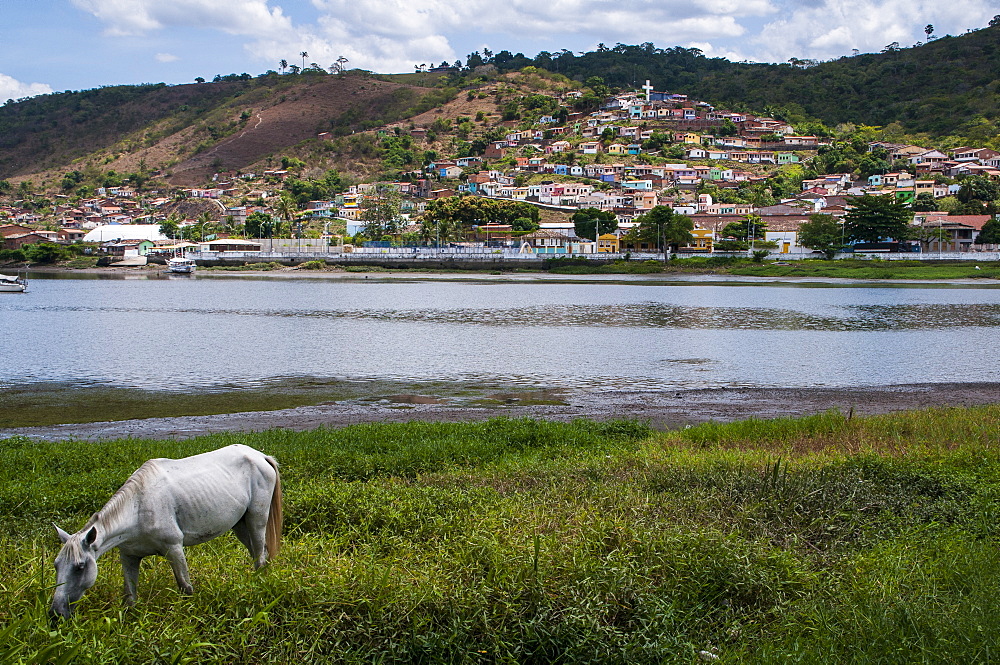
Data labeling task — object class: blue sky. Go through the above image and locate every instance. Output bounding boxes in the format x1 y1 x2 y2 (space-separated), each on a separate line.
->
2 0 997 102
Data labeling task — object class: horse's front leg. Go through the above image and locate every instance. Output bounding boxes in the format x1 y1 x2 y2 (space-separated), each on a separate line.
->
163 544 193 595
120 552 142 606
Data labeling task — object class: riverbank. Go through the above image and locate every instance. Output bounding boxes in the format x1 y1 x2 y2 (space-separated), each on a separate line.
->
3 408 999 662
4 382 998 441
10 256 1000 281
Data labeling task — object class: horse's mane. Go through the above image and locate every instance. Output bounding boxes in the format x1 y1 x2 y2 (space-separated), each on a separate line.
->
85 460 160 529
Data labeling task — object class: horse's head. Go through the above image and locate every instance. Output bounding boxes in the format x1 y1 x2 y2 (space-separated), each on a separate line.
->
50 525 99 620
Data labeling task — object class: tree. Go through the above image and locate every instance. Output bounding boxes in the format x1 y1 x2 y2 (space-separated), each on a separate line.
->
584 76 610 99
245 211 276 238
631 206 693 252
24 242 71 264
924 24 934 39
571 207 617 241
274 195 298 235
300 51 308 70
360 187 403 240
279 59 287 74
194 77 205 83
843 195 913 243
975 218 1000 244
911 192 939 212
159 217 181 240
798 213 846 259
956 175 1000 204
721 214 767 241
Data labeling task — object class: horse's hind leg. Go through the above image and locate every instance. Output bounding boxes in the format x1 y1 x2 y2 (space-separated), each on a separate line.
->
233 514 267 569
120 552 142 606
164 544 193 595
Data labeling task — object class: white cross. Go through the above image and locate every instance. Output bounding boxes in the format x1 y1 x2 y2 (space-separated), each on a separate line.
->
642 80 654 101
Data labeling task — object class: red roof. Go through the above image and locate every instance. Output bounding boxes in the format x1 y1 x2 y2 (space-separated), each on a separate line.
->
921 215 992 230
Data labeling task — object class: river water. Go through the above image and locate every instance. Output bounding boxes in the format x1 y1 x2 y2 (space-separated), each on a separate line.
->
4 272 1000 397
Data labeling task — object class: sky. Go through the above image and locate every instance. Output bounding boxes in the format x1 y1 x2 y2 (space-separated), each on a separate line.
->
1 0 997 103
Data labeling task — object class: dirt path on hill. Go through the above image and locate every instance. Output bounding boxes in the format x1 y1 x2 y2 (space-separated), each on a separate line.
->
4 383 998 442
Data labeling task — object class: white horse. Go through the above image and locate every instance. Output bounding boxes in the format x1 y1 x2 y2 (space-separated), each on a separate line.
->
51 444 282 619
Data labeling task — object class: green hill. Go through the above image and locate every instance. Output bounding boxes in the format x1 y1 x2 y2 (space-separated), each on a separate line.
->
2 21 999 184
0 72 439 183
505 22 1000 139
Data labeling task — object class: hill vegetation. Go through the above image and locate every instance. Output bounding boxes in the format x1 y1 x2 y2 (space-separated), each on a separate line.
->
0 71 444 183
494 20 1000 141
0 20 1000 185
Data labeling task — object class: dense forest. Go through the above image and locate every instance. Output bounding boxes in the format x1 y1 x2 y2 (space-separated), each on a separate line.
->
490 20 1000 138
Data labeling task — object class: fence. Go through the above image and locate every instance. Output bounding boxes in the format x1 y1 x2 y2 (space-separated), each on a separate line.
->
190 249 1000 265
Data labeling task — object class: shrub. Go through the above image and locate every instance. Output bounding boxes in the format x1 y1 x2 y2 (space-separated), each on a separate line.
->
0 248 27 263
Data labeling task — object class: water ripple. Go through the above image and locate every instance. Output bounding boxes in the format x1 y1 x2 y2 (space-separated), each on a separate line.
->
27 303 1000 331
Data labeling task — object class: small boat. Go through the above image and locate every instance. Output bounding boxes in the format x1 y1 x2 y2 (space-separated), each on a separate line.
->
0 273 27 293
167 257 197 274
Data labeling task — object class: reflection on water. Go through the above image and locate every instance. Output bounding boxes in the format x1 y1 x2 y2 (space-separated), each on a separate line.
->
25 302 1000 331
3 275 1000 394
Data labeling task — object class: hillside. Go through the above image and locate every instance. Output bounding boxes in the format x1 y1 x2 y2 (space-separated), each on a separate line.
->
501 23 1000 138
691 25 1000 136
2 22 999 188
0 72 438 184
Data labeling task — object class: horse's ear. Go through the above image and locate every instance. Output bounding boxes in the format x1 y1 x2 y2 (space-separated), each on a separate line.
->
84 527 98 547
54 524 71 543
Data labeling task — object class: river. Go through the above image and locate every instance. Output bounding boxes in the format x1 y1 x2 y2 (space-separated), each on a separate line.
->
4 271 1000 395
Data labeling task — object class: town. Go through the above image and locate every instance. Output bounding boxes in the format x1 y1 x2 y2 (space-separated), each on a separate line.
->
3 75 1000 265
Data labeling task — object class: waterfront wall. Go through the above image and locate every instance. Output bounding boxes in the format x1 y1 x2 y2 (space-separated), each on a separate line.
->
189 248 1000 268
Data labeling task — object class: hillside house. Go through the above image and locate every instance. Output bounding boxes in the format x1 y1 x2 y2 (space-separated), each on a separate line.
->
783 136 819 147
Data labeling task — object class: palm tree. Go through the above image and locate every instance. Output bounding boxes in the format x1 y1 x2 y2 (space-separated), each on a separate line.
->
336 55 349 75
279 59 287 74
275 196 298 237
300 51 308 70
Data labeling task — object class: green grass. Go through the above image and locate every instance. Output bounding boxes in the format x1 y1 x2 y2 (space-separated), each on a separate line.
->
727 259 1000 280
538 257 1000 279
2 410 1000 663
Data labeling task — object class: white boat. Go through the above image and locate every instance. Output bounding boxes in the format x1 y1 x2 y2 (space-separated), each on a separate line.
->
0 273 26 293
167 257 197 274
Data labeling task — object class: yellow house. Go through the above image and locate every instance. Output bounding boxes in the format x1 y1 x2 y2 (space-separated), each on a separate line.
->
607 144 628 155
597 233 619 253
680 132 702 144
680 227 713 253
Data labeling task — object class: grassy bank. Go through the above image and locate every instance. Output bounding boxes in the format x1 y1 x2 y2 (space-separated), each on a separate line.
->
2 410 1000 663
526 256 1000 279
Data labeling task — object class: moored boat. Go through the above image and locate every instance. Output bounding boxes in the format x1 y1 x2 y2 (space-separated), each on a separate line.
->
0 273 27 293
167 257 197 274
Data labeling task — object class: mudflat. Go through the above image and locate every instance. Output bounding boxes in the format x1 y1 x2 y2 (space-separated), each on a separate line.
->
4 382 998 441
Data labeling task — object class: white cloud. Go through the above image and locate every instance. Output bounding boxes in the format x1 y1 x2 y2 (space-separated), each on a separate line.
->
751 0 998 63
70 0 292 37
245 0 779 74
69 0 996 79
0 74 53 103
155 52 179 63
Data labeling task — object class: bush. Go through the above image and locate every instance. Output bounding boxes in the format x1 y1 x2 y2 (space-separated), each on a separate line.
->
300 260 325 270
24 242 73 264
0 248 27 263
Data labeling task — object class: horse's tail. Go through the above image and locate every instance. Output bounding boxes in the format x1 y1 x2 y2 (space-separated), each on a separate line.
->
265 456 282 560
